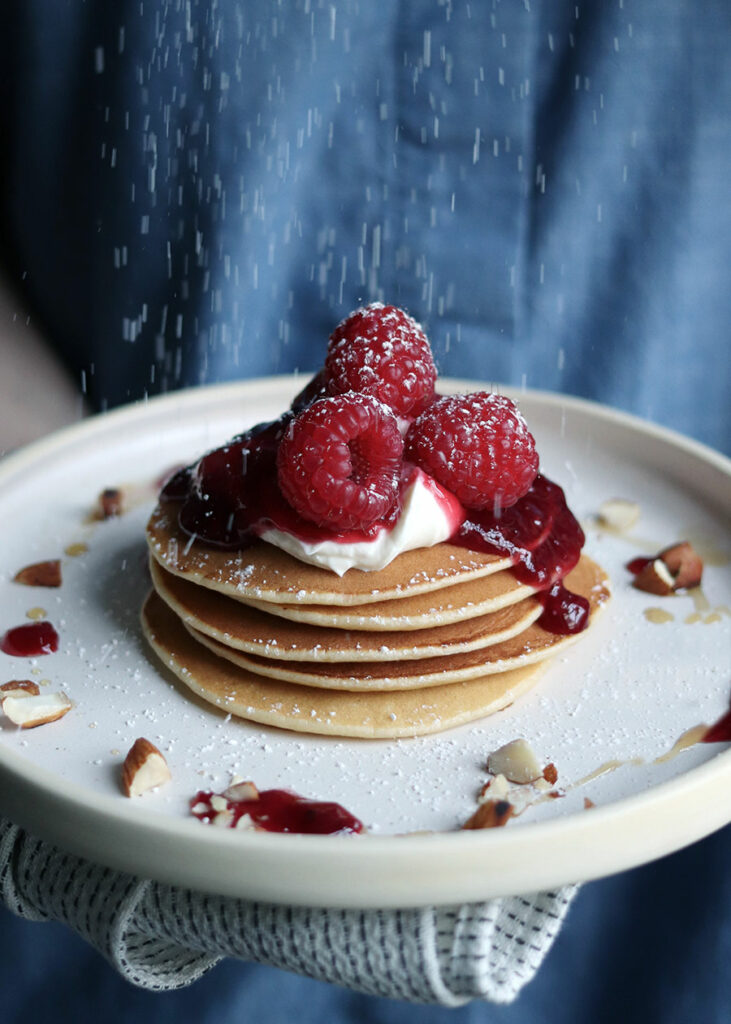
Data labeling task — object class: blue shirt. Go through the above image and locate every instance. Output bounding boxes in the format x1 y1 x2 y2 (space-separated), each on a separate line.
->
1 1 729 451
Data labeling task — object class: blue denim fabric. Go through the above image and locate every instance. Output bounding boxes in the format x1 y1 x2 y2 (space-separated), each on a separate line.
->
1 1 729 450
0 2 729 1021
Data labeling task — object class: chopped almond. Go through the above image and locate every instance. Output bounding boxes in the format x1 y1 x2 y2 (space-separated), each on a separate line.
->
487 738 543 784
658 541 704 590
13 560 62 588
2 691 72 728
631 541 704 595
223 780 260 802
96 488 124 519
462 799 514 830
121 737 171 797
597 498 640 532
632 558 676 595
543 762 558 785
478 773 510 803
0 680 41 698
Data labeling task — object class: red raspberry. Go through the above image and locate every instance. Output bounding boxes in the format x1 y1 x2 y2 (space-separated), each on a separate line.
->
404 393 539 510
325 303 437 418
277 393 404 530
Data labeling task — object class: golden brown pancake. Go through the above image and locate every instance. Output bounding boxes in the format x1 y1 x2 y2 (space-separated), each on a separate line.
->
141 590 550 739
146 504 512 606
143 503 610 736
149 557 544 661
181 556 608 690
239 569 535 630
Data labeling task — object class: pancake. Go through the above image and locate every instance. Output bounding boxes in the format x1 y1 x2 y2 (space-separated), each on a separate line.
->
239 569 536 630
141 590 550 739
143 503 610 736
182 556 608 690
146 504 512 606
149 557 544 662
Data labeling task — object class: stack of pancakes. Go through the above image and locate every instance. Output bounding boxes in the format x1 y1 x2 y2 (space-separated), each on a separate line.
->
142 506 610 739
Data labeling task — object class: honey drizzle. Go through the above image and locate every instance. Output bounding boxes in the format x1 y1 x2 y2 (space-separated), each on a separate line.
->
684 588 730 625
570 757 644 788
529 724 714 813
653 724 709 764
644 607 674 624
65 542 89 557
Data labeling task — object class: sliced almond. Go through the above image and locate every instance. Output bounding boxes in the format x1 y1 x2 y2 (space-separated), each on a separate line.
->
632 558 676 595
0 680 41 698
658 541 704 590
13 560 62 588
2 691 72 728
487 738 543 784
223 780 260 803
462 799 514 830
121 737 171 797
597 498 640 532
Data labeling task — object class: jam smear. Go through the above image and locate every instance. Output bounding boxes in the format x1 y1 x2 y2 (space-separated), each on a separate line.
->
191 787 364 835
1 621 59 657
702 703 731 744
538 583 590 635
451 476 588 634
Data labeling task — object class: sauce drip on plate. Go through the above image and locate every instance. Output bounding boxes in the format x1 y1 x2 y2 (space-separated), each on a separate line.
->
191 787 364 835
1 621 59 657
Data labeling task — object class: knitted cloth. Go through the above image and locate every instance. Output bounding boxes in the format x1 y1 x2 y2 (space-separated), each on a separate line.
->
0 818 576 1004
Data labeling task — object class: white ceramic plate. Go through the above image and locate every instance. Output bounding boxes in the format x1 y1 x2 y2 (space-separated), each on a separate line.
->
0 378 729 908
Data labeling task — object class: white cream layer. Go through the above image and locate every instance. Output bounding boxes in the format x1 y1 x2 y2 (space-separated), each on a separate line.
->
261 469 464 576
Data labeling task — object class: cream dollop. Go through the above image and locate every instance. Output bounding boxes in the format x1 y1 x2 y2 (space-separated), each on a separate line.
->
260 469 464 576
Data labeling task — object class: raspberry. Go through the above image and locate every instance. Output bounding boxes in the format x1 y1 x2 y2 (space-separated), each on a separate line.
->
404 393 539 510
325 303 437 418
277 394 404 530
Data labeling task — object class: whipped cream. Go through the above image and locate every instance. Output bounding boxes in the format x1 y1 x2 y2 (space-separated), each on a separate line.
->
260 468 465 576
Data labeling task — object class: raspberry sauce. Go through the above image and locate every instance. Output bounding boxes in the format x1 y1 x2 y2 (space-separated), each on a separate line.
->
1 621 59 656
451 476 590 635
191 787 364 835
702 702 731 744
